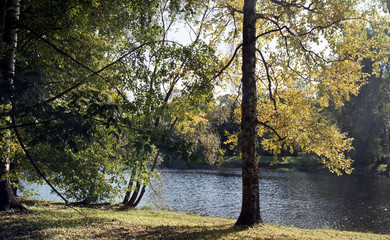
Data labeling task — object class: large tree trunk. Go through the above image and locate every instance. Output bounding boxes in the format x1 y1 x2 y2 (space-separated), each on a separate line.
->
235 0 262 226
0 0 24 211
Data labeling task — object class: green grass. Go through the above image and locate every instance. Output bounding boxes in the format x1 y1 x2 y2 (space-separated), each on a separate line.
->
220 156 242 168
1 198 389 239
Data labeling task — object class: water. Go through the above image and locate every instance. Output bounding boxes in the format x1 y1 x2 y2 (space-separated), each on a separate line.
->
21 169 390 234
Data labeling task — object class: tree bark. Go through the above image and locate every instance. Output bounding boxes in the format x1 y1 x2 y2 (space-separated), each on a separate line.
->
235 0 262 226
0 0 24 211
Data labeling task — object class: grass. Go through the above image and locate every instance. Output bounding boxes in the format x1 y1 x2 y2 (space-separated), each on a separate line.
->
1 199 389 240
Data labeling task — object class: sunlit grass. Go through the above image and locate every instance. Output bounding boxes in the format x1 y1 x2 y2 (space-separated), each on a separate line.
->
1 198 389 239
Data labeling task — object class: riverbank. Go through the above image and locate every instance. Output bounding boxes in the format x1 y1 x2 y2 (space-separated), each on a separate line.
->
163 156 321 170
164 155 390 175
1 199 389 240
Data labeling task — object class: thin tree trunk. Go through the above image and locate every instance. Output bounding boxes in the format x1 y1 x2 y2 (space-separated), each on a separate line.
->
235 0 262 226
0 0 24 211
129 150 162 206
133 185 145 206
125 182 140 206
122 167 137 204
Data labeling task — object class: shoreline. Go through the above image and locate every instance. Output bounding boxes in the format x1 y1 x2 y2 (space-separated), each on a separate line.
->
162 160 390 176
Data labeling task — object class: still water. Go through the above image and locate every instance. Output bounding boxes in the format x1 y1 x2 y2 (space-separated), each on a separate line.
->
22 169 390 234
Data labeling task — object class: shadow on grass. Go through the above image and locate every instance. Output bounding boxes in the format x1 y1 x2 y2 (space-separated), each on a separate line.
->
0 200 248 240
0 201 112 239
1 211 244 239
92 223 247 240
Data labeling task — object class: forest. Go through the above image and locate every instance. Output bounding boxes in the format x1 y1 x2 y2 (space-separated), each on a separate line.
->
1 0 390 238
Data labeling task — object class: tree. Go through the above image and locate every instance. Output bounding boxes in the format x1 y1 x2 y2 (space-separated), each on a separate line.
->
0 0 25 211
0 0 165 209
328 57 390 167
236 0 261 225
205 94 240 156
119 38 221 207
209 0 390 226
1 0 223 209
117 0 225 207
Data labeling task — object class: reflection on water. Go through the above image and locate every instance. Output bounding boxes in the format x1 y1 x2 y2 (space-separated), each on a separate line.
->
21 169 390 234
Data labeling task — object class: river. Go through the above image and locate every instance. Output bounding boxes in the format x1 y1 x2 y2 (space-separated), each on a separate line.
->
21 169 390 234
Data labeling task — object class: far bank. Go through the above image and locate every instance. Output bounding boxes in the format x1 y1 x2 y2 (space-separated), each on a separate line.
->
162 155 390 175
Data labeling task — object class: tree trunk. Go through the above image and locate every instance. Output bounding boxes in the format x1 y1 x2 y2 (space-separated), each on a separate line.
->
125 182 140 206
0 0 23 211
123 163 144 207
235 0 262 226
123 167 137 204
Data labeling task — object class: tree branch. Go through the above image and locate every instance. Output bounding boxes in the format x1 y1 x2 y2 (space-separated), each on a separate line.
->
15 40 175 114
257 49 277 111
257 120 285 141
0 118 58 131
225 2 281 20
297 17 363 37
213 43 242 80
269 0 319 13
10 115 69 204
22 25 95 73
